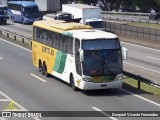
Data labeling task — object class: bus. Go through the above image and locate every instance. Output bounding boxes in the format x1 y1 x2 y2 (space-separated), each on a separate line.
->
8 1 40 24
32 20 128 91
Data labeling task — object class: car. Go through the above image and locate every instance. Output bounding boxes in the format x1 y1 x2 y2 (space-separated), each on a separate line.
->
0 10 7 25
149 12 160 20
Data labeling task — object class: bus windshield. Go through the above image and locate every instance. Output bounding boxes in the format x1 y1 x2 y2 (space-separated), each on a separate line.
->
23 6 39 18
82 39 122 76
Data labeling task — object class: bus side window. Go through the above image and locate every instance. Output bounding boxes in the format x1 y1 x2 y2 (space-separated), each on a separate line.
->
67 37 73 55
48 31 54 47
75 38 81 75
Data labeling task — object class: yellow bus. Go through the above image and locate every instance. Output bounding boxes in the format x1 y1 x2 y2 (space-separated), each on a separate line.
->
32 20 128 91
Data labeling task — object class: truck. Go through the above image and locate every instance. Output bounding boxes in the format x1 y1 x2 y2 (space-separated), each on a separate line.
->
0 10 7 25
62 4 105 31
43 12 81 23
34 0 60 14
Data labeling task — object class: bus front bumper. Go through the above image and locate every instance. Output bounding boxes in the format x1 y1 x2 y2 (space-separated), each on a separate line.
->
79 80 122 90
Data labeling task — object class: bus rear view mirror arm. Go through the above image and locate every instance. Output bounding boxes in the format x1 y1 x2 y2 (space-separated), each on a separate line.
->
79 49 84 62
122 47 128 60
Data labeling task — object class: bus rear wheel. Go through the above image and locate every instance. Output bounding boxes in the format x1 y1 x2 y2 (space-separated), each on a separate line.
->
42 63 50 77
70 75 78 91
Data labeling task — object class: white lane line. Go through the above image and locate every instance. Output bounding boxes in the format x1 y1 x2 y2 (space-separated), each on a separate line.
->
0 91 40 120
121 42 160 52
146 56 160 61
0 117 7 120
0 38 31 52
0 57 3 59
120 88 160 107
30 73 47 83
0 99 11 101
92 107 118 120
124 62 160 74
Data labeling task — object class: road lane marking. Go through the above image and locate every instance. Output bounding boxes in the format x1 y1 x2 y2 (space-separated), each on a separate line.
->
146 56 160 61
92 107 118 120
0 38 31 52
30 73 47 82
0 99 11 102
0 57 3 59
121 42 160 52
124 62 160 74
0 91 40 120
0 117 6 120
1 38 159 109
120 88 160 107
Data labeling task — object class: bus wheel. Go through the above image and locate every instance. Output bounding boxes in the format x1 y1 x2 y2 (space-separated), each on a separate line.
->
11 16 14 22
42 63 50 77
39 61 42 72
4 21 6 25
70 75 78 91
22 19 25 25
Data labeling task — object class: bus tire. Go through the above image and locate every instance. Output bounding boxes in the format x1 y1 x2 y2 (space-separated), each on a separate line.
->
4 21 6 25
39 61 42 72
43 63 50 77
11 16 14 22
70 75 78 91
22 19 25 24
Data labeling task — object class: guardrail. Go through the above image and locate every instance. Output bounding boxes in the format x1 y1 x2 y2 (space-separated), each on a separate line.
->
0 27 159 89
0 28 32 45
123 71 160 89
102 11 150 16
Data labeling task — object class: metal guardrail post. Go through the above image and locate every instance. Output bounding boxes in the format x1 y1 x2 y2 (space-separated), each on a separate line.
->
7 33 9 37
14 35 16 41
138 78 141 89
22 38 24 43
0 30 2 35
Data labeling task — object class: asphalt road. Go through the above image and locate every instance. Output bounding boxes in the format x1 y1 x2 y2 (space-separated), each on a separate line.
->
0 37 160 120
1 20 159 84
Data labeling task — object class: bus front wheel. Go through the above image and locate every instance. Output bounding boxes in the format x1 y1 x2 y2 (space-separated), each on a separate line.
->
70 75 78 91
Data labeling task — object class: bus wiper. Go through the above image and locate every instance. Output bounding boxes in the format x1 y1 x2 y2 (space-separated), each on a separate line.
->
104 63 115 75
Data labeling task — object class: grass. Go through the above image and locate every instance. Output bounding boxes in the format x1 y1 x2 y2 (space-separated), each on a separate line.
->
128 22 160 29
123 77 160 97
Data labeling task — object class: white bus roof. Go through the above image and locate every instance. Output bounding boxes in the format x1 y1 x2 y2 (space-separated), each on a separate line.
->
68 29 118 40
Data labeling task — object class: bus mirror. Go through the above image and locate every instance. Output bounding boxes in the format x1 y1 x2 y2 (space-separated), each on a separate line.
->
122 47 128 60
79 49 84 62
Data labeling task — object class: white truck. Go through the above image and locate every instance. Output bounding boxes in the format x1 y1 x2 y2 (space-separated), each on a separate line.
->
35 0 60 13
62 4 105 31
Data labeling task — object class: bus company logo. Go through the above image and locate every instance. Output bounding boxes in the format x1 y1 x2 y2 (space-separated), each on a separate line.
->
5 102 17 110
76 79 81 87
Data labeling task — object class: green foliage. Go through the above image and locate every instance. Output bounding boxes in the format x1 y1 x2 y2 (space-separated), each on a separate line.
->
60 0 160 12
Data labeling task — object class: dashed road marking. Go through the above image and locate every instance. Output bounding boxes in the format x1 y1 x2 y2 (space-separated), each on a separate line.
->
0 99 11 102
124 62 160 74
30 73 47 83
92 107 118 120
0 57 3 60
146 56 160 61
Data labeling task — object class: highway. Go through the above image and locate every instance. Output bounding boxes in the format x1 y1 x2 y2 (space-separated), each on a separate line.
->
103 14 160 24
1 20 159 84
0 37 160 120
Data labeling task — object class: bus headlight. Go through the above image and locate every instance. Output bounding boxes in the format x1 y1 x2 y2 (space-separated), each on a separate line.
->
82 78 93 82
